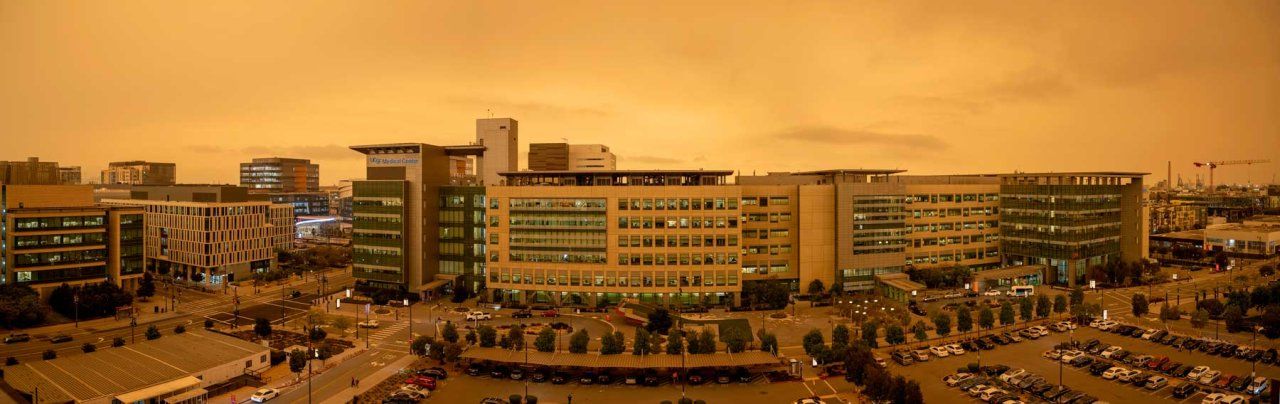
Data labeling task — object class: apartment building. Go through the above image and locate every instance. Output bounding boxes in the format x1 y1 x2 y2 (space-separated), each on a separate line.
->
101 185 293 286
528 143 617 171
240 157 320 194
999 172 1148 287
58 166 82 185
486 170 741 306
0 185 145 297
0 157 60 185
101 161 177 185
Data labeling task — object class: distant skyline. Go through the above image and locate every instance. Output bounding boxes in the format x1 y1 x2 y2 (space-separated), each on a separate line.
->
2 1 1277 186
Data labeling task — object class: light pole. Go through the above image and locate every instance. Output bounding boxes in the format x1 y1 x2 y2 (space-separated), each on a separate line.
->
73 292 80 328
404 299 413 344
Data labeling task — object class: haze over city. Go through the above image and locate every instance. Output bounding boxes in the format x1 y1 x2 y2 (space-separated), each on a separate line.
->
2 0 1278 185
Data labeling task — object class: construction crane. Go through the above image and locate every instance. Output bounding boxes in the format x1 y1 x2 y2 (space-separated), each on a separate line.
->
1192 159 1270 189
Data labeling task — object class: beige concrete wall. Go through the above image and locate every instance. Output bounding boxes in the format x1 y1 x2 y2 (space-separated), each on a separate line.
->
740 184 800 282
901 182 1001 269
798 184 836 291
3 185 94 208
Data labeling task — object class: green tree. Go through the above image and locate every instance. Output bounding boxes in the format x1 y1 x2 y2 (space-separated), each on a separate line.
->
632 328 650 355
956 307 973 333
1053 295 1068 314
42 350 56 360
697 329 716 354
535 328 556 353
465 328 477 345
911 322 929 342
885 324 905 345
1069 287 1085 306
569 329 590 353
82 342 96 353
999 301 1015 325
647 329 663 354
807 279 826 296
254 317 272 338
411 335 431 356
978 306 995 330
646 309 673 334
1035 294 1051 318
832 324 851 348
112 337 125 347
145 325 161 340
802 329 825 357
758 330 778 354
478 325 497 347
860 322 878 348
665 328 684 354
932 313 951 337
1224 305 1244 332
722 326 749 353
505 324 526 351
0 284 47 328
1159 303 1181 321
1018 297 1033 322
1191 308 1210 329
1131 294 1149 316
136 272 156 299
442 322 459 344
685 329 702 354
600 331 622 354
288 349 308 374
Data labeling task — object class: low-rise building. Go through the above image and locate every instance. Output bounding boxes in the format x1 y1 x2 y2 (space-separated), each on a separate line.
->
101 161 177 185
1204 223 1280 258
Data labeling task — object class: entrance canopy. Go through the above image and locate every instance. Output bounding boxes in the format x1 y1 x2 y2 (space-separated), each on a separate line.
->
460 347 781 369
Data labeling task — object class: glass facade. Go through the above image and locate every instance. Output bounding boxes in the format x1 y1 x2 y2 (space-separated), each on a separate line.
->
439 186 486 293
1000 184 1125 285
351 181 406 285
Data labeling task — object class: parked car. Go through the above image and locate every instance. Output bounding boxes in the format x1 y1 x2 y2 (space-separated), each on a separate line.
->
1216 374 1237 390
597 372 614 384
1218 395 1248 404
644 371 662 386
530 368 549 383
250 388 279 403
541 309 560 317
1187 365 1210 380
511 309 533 319
551 371 570 384
49 334 72 343
946 344 966 355
945 373 976 387
735 367 753 383
892 350 914 365
1199 369 1222 385
1088 362 1111 376
1146 375 1169 390
490 366 509 379
913 349 931 361
930 345 951 357
1230 376 1250 392
466 311 493 321
1101 346 1123 358
404 375 437 390
999 369 1027 383
4 334 30 344
509 367 525 380
1172 382 1198 398
417 367 448 380
1119 370 1145 384
1101 367 1127 380
398 385 430 400
1247 376 1269 395
466 363 487 376
357 320 380 328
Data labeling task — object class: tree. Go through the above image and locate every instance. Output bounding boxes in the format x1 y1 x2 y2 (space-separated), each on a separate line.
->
1160 303 1182 321
912 322 929 342
722 327 749 353
600 331 622 354
442 322 459 344
665 328 684 354
999 301 1015 325
1053 295 1068 315
833 324 851 349
1069 287 1084 306
1131 294 1149 316
860 323 878 348
646 309 673 334
1035 294 1051 318
112 337 125 347
136 272 156 299
1018 297 1033 322
48 282 132 320
632 328 650 355
308 326 325 342
758 330 779 354
146 325 161 340
807 279 826 296
42 350 56 360
465 328 478 345
1191 309 1210 328
0 283 47 328
956 307 973 334
978 306 995 330
1224 305 1244 332
254 318 272 338
904 380 924 404
932 313 951 337
411 335 431 356
505 324 526 351
685 329 702 354
885 324 905 345
82 342 96 353
696 330 715 354
802 329 825 357
478 325 497 347
288 349 308 375
648 329 663 354
569 329 590 353
535 328 556 353
174 324 187 334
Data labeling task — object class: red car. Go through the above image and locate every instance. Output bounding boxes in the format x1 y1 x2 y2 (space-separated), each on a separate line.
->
1216 374 1236 390
1146 356 1168 370
541 309 559 317
405 375 437 390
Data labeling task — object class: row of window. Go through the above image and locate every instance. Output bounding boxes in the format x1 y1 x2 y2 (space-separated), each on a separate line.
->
909 207 997 218
617 197 740 211
509 231 607 248
907 248 999 265
507 251 607 264
743 212 792 223
741 197 791 207
742 229 790 239
907 220 999 232
13 215 105 230
618 253 739 266
489 269 740 288
742 244 792 255
617 216 739 230
741 262 790 274
510 198 606 210
14 249 107 268
617 234 739 248
13 232 106 248
508 214 606 228
906 193 1000 203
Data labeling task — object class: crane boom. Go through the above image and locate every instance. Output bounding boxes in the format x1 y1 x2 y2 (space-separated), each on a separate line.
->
1191 159 1271 190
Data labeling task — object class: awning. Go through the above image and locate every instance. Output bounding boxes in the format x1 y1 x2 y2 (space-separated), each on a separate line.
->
460 347 781 369
416 278 453 291
115 376 202 404
973 265 1047 281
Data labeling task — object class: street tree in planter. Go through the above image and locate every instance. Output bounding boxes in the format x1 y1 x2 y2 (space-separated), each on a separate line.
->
535 328 556 353
1036 294 1052 318
288 349 308 376
569 329 591 354
145 325 161 340
442 322 459 344
1131 294 1149 316
911 322 929 342
802 329 825 357
884 324 905 345
956 307 973 334
478 325 497 347
136 272 156 300
632 328 650 355
978 306 995 330
664 328 683 355
932 313 951 337
1018 297 1033 322
254 317 273 338
860 322 878 348
1053 295 1068 315
999 301 1015 326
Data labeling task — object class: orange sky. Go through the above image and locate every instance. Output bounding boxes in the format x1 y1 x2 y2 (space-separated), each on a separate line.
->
2 0 1278 186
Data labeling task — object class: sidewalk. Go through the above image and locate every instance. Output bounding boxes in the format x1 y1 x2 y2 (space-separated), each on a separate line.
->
18 300 184 336
321 353 417 404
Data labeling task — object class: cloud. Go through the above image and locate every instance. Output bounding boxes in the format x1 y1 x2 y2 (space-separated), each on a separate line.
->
445 96 611 117
982 67 1073 101
240 144 361 160
184 145 226 153
773 126 950 150
621 155 683 165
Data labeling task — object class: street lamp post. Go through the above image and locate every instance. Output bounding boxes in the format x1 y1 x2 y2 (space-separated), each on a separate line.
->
404 299 413 344
73 293 80 328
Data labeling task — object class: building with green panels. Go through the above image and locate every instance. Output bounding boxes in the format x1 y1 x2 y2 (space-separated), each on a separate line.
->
999 172 1147 288
439 186 487 296
351 180 409 292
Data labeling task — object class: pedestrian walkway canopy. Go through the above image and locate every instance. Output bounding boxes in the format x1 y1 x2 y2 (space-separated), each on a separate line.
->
460 347 782 369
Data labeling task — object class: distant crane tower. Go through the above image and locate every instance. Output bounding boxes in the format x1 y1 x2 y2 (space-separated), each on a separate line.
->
1191 159 1271 189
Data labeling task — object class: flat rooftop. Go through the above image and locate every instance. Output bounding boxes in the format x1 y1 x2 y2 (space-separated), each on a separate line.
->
501 169 735 176
1152 229 1206 240
999 171 1149 177
2 331 268 403
1205 223 1280 234
790 169 907 176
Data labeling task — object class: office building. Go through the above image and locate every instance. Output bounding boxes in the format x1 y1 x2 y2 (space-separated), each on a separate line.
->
439 186 487 294
239 157 320 194
58 166 82 185
0 185 145 297
101 161 177 185
0 157 60 185
528 143 617 171
268 191 330 216
486 170 741 306
321 181 355 220
102 185 293 286
476 118 518 186
999 172 1148 287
